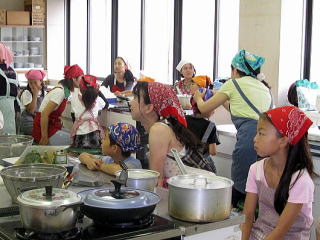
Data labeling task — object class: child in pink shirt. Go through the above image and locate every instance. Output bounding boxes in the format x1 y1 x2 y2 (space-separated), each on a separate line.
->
242 106 315 240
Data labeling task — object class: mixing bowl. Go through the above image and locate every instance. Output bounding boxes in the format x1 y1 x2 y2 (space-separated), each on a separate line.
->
0 135 33 160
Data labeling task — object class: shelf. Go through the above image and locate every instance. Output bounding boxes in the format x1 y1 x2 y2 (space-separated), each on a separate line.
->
14 55 43 57
15 68 44 71
0 25 45 28
1 41 43 43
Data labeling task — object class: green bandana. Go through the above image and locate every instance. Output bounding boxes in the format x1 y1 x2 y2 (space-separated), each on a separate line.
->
231 49 265 77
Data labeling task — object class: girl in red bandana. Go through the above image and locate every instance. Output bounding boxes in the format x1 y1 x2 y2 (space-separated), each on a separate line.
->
32 64 83 145
70 75 107 148
130 81 215 187
242 106 314 240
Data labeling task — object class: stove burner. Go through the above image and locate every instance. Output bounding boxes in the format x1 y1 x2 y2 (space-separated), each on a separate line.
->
94 214 155 229
15 227 81 240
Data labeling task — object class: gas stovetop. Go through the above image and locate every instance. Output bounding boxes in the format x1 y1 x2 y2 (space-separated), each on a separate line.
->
0 214 179 240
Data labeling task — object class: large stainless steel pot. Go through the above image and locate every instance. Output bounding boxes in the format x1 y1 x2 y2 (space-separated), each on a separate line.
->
115 169 160 191
168 174 233 222
17 186 82 233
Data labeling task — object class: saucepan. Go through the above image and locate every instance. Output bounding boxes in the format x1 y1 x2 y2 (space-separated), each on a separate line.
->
79 179 161 224
168 148 234 222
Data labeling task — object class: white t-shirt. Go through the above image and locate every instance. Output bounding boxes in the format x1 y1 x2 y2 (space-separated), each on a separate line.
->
20 89 42 112
71 92 106 135
39 85 65 112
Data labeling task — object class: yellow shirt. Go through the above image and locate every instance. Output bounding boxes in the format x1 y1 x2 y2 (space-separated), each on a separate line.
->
219 76 272 120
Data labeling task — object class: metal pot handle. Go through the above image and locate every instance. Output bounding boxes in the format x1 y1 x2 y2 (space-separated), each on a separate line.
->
192 176 208 186
45 202 83 216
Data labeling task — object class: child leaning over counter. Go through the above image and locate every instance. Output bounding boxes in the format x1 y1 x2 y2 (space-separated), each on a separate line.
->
79 122 142 176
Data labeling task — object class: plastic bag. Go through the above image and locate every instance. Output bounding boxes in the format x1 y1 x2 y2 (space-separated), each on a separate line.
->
296 79 320 111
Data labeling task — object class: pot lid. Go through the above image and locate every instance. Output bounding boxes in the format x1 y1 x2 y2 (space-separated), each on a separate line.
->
17 186 82 208
115 169 160 179
168 174 234 189
80 187 160 209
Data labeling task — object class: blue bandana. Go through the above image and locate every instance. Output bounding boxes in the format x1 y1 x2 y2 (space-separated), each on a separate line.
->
231 49 265 77
108 122 141 152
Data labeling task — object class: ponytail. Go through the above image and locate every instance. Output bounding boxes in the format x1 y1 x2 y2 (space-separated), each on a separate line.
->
82 86 98 110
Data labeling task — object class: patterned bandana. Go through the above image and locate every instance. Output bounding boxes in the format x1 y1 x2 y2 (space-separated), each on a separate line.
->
25 70 46 81
148 82 187 127
191 88 214 114
64 64 84 79
108 122 141 152
0 43 13 68
266 106 313 145
79 75 97 91
192 75 211 88
231 49 265 77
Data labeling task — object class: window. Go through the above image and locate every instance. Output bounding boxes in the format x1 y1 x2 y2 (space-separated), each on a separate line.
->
278 0 304 105
89 0 112 77
217 0 239 78
144 1 174 84
181 0 215 79
70 0 87 73
118 0 141 78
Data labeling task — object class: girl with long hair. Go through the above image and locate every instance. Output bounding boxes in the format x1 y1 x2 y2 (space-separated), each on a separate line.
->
20 70 46 135
242 106 314 240
71 75 107 148
130 81 215 187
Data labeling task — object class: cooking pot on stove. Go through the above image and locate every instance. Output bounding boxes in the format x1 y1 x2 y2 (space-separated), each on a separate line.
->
17 186 82 233
167 148 233 222
79 180 161 224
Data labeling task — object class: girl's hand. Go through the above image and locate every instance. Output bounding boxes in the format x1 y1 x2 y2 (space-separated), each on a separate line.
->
39 136 49 145
114 91 121 96
193 89 205 102
85 158 103 171
30 82 41 95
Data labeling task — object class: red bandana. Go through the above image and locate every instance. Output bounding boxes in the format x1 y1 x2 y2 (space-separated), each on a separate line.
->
64 64 84 79
148 82 187 127
79 75 97 91
266 106 313 145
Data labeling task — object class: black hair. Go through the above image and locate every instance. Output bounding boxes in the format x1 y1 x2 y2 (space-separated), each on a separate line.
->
59 78 75 91
108 134 131 158
231 65 271 89
260 113 314 215
287 82 298 107
82 86 98 110
114 56 136 83
132 81 202 150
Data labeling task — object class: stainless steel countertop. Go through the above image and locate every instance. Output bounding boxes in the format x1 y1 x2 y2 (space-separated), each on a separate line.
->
0 163 244 239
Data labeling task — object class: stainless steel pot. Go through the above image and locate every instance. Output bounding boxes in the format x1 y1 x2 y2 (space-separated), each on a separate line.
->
168 174 233 222
115 169 160 191
17 186 82 233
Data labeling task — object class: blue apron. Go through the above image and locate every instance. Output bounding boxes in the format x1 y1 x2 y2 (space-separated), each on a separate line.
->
0 68 19 134
230 79 273 193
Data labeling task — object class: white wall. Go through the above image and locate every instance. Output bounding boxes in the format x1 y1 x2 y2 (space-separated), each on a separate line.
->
239 0 281 106
46 0 65 80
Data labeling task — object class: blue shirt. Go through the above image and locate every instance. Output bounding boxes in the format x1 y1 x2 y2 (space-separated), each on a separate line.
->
101 155 142 169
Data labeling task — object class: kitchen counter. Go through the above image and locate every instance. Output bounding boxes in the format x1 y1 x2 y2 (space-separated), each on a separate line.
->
0 163 244 239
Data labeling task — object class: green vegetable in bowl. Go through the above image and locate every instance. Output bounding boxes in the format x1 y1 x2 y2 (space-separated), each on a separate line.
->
23 150 42 164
